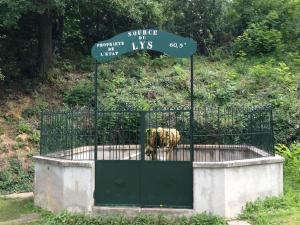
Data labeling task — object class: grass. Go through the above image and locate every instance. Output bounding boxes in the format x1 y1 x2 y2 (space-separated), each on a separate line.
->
0 197 37 222
0 197 227 225
239 196 300 225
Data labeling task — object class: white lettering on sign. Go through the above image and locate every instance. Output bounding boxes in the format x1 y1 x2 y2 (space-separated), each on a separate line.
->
132 41 153 50
169 42 187 49
96 41 124 48
100 52 119 57
128 29 158 37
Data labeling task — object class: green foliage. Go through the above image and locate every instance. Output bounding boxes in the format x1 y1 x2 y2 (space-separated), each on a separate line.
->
164 0 230 54
276 143 300 191
16 120 40 144
44 212 227 225
276 143 300 163
63 80 94 107
234 23 282 55
0 157 33 194
17 120 33 134
0 198 37 222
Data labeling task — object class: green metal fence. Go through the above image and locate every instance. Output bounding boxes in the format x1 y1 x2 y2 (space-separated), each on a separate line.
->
40 105 274 161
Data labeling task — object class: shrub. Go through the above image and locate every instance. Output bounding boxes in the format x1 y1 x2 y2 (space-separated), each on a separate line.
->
64 80 94 107
276 144 300 189
234 23 282 55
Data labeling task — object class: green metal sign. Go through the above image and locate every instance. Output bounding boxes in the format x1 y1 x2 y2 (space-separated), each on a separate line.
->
91 29 197 62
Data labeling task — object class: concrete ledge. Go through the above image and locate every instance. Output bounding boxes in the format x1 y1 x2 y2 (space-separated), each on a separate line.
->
193 154 284 218
193 155 284 168
34 147 284 219
33 156 94 168
93 206 195 217
34 156 95 213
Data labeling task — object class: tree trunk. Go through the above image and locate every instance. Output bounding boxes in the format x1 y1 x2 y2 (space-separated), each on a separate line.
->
38 10 53 79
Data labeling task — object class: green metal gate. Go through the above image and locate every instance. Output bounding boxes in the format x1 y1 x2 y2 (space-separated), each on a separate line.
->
94 108 193 208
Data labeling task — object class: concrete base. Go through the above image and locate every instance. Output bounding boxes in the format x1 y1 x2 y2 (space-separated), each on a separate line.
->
34 156 95 213
33 149 284 219
93 206 195 217
193 155 284 218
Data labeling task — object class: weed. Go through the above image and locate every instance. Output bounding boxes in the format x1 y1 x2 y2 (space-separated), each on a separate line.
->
17 120 33 134
12 142 26 150
0 125 4 135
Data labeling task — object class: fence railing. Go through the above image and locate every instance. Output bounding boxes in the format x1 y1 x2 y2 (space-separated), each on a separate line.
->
40 106 274 161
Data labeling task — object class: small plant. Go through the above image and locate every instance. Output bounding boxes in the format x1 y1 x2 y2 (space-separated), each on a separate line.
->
0 124 4 135
12 141 26 150
17 120 33 134
0 144 9 153
22 107 37 118
30 130 40 144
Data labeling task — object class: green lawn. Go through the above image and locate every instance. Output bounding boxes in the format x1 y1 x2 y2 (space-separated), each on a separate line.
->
0 197 42 224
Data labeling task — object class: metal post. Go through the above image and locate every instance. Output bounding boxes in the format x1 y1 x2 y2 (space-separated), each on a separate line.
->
40 111 44 155
140 111 146 161
71 111 74 160
94 62 98 161
270 108 274 155
139 110 146 208
190 56 194 162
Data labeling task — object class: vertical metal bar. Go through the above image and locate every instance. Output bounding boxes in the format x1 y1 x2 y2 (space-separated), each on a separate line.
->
217 107 220 162
71 111 74 160
140 111 146 161
94 62 98 161
270 108 274 155
139 110 145 207
40 111 44 155
190 56 194 162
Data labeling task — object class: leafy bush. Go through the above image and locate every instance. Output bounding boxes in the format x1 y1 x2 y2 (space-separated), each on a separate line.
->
0 157 34 194
64 80 94 107
276 143 300 190
234 23 282 55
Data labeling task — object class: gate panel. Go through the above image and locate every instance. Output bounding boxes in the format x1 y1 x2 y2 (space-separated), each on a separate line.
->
95 161 140 206
94 108 193 208
141 161 193 208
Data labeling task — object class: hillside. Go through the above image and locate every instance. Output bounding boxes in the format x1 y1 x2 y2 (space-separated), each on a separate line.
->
0 53 299 193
